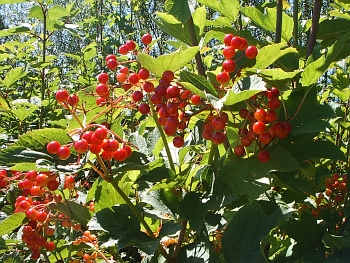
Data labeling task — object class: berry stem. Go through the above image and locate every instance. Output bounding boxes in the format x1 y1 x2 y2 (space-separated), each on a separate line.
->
147 94 176 172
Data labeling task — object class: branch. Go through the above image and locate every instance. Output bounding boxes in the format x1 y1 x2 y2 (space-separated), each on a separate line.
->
275 0 283 43
293 0 299 47
307 0 322 58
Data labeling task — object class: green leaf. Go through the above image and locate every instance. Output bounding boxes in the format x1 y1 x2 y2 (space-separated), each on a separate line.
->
0 213 26 236
13 128 71 149
252 43 299 70
95 205 140 239
197 0 240 22
28 5 44 20
221 146 299 202
118 231 159 255
280 211 325 247
301 31 350 86
0 0 26 3
0 96 10 111
2 67 27 87
193 6 207 38
254 68 301 89
159 221 182 238
317 19 350 39
179 82 206 98
219 75 266 106
0 26 30 37
240 7 293 41
221 202 295 263
86 178 125 212
333 88 350 102
155 12 192 45
9 163 37 172
137 46 199 77
47 5 68 20
164 0 191 23
180 71 218 96
56 200 92 227
0 147 54 166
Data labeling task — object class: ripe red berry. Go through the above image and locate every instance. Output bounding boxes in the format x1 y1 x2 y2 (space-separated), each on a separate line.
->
173 136 185 148
143 81 155 93
101 150 114 160
55 89 69 102
216 71 230 84
223 33 234 46
272 122 285 135
47 141 61 154
240 135 252 147
258 150 270 163
211 116 226 130
166 85 180 98
139 103 150 114
211 131 226 145
57 146 71 160
238 38 248 50
67 94 79 106
114 148 128 162
116 73 127 83
234 145 245 156
105 54 116 61
119 44 129 55
191 94 201 105
245 46 258 59
95 84 109 97
222 60 236 73
36 211 47 222
46 241 55 251
101 139 119 152
231 36 242 49
97 73 109 84
96 96 106 106
125 40 136 51
123 145 133 158
163 125 177 136
265 110 277 123
269 87 280 98
74 139 89 154
142 33 153 45
47 179 59 191
138 68 150 80
254 108 266 122
128 73 140 85
132 90 144 102
94 127 108 140
223 46 236 59
268 97 281 110
25 208 38 220
252 121 266 135
162 70 175 83
89 144 102 154
239 108 249 119
259 132 272 145
106 59 118 70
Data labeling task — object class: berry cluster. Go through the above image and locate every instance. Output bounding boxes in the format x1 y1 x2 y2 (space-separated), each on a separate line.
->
216 34 258 85
234 87 292 162
316 173 348 208
202 112 229 145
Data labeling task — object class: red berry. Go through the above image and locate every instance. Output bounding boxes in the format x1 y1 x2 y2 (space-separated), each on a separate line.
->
117 73 127 83
240 135 252 147
119 66 129 75
74 139 89 154
211 116 226 130
95 84 109 97
101 139 119 152
97 73 109 84
94 127 108 140
106 59 118 70
216 71 230 84
265 110 277 123
114 149 128 162
132 90 144 102
139 103 150 114
162 70 175 83
67 94 79 106
166 85 180 98
46 241 55 251
119 44 129 55
36 211 47 222
245 46 258 59
231 36 242 49
254 108 266 122
211 131 226 145
252 121 266 135
234 145 245 156
173 136 185 148
25 208 38 220
163 125 177 136
105 54 116 61
222 60 236 73
191 94 201 105
125 40 136 51
223 46 236 59
268 97 281 110
258 150 270 163
101 150 114 160
259 132 272 145
96 97 106 106
239 108 249 119
143 81 155 93
272 122 285 135
47 179 59 191
55 89 69 102
123 145 133 158
89 144 102 154
57 146 71 160
166 116 179 129
138 68 150 80
36 173 49 187
238 38 248 50
269 87 279 98
128 73 140 85
47 141 61 154
223 33 234 46
141 33 153 45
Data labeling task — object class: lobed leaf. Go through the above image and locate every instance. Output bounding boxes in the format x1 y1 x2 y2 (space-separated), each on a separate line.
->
0 213 26 236
197 0 240 22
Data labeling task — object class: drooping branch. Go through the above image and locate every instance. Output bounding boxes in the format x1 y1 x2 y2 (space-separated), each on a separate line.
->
307 0 322 58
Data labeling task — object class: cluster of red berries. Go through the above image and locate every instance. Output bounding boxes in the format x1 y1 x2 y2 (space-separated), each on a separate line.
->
216 34 258 85
47 126 133 162
234 87 292 162
202 112 229 145
6 169 80 259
